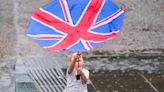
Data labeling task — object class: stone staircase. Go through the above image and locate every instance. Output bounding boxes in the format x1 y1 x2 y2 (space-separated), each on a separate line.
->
15 57 66 92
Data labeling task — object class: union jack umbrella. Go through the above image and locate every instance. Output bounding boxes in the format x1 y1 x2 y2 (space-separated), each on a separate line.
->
27 0 125 52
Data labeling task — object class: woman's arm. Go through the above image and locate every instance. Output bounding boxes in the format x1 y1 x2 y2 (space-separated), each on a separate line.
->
67 57 76 74
81 71 88 84
67 53 81 74
77 68 88 84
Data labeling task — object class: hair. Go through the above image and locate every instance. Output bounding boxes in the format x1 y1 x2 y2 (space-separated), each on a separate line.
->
67 54 73 66
67 53 91 69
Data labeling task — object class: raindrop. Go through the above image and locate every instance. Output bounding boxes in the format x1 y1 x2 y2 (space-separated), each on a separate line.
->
114 74 117 78
148 70 153 74
112 90 118 92
154 58 159 62
120 85 124 88
100 81 104 84
133 89 137 92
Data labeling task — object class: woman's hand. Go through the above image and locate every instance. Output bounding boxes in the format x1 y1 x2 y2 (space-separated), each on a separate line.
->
71 52 82 61
77 67 83 75
67 52 82 74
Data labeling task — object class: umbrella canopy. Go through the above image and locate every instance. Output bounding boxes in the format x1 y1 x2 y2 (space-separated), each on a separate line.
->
27 0 125 52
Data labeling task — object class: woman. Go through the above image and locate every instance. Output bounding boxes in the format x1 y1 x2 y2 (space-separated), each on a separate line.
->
64 52 89 92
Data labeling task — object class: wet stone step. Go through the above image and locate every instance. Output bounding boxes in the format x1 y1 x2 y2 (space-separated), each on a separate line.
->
16 82 38 92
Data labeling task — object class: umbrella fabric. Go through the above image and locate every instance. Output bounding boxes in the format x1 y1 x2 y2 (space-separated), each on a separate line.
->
27 0 125 52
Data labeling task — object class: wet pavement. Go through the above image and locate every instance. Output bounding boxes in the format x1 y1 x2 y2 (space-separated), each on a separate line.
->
90 70 164 92
86 55 164 92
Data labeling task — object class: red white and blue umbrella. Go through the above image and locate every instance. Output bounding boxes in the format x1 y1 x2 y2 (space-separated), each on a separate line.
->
27 0 125 52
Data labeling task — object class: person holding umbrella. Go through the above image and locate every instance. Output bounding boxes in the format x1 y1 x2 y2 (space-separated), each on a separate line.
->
64 52 89 92
27 0 125 91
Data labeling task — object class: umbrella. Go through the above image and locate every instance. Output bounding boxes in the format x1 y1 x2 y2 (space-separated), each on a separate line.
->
27 0 125 52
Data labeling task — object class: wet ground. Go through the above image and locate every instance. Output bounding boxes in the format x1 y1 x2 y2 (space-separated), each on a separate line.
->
85 54 164 92
90 70 164 92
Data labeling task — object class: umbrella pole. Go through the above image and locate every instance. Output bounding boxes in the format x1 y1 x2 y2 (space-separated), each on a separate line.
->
78 58 80 67
77 51 80 68
76 52 80 80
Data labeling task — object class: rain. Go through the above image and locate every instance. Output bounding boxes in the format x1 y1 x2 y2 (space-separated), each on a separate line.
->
0 0 164 92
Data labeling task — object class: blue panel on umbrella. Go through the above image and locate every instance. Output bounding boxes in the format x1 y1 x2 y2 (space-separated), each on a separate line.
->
66 40 88 52
66 0 90 25
27 18 64 36
108 13 125 32
95 0 120 23
33 39 58 47
91 13 124 33
42 0 66 21
89 41 105 48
